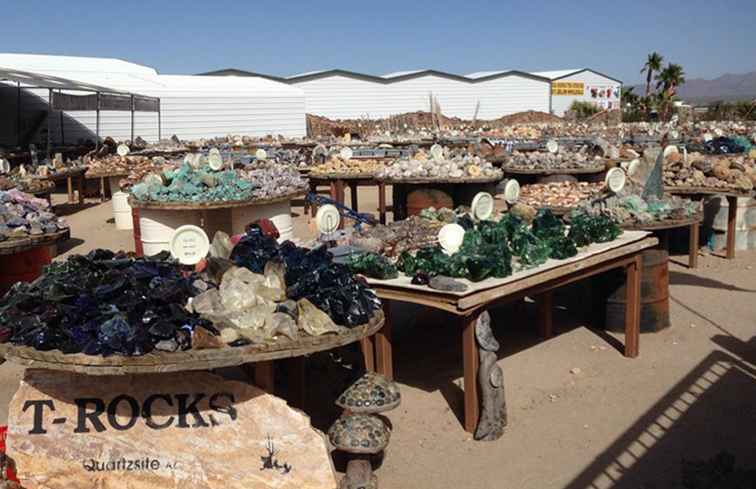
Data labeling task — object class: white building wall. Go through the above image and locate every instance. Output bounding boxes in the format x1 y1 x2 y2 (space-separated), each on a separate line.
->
384 75 476 119
0 54 306 145
473 75 550 118
549 71 622 116
291 73 550 120
294 76 386 119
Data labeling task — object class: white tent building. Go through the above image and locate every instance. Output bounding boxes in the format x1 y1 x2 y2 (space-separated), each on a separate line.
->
279 69 550 120
0 53 306 146
530 68 623 116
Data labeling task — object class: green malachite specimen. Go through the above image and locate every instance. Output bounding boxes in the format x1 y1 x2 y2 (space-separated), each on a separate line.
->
347 252 399 280
532 210 578 260
396 211 620 282
568 211 621 247
131 162 256 202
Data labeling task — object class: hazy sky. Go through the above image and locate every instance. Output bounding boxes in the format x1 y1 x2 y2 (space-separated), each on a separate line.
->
3 0 755 83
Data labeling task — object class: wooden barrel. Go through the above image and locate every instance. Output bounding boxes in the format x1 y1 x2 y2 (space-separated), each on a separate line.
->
0 246 51 296
406 188 454 217
605 250 670 333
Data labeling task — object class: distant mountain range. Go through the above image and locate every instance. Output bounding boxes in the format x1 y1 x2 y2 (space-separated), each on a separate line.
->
631 71 756 105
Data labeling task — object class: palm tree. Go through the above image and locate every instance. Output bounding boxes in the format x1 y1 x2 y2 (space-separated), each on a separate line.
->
621 86 638 107
640 52 664 96
656 63 686 97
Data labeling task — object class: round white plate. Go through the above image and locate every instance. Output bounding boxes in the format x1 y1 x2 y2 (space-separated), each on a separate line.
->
170 225 210 265
438 223 465 256
315 204 341 234
605 167 626 193
471 192 495 220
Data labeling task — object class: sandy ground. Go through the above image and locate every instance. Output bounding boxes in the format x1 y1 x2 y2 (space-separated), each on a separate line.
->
1 187 754 489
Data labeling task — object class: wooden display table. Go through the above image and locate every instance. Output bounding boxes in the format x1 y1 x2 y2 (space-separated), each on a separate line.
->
129 190 305 256
35 167 87 205
621 214 703 268
365 233 658 433
377 176 502 221
0 229 70 294
665 186 754 260
0 309 383 420
307 173 388 224
85 170 129 202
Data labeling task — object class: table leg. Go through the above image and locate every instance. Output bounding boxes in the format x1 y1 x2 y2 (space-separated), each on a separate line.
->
624 255 641 358
689 222 699 269
360 336 375 372
462 311 481 433
77 175 84 205
132 208 143 257
254 361 275 393
375 300 394 380
378 182 386 224
308 181 318 217
349 181 358 211
536 291 554 339
726 195 737 260
66 176 73 204
335 180 345 229
286 357 306 410
100 177 106 203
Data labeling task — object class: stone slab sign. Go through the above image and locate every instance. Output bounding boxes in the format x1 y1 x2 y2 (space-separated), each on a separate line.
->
7 369 336 489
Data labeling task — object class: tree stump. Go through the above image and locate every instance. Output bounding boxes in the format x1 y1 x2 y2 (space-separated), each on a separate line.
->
474 311 508 441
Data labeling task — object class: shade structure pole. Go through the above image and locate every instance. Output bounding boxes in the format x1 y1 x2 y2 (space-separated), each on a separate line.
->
59 90 65 146
157 99 162 141
16 82 21 147
47 88 52 159
130 95 135 143
95 92 101 150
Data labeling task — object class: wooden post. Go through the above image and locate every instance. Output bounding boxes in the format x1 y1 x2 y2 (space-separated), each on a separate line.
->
536 291 554 339
66 175 74 204
726 195 737 260
285 357 306 410
624 254 641 358
77 174 85 205
100 177 106 203
462 311 481 433
349 181 358 211
254 361 275 393
378 181 387 224
689 221 699 269
375 300 393 380
360 336 375 372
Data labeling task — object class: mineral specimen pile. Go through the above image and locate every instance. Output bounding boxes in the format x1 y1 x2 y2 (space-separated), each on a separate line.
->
503 147 608 173
0 190 67 241
663 150 755 193
377 148 501 180
309 157 388 177
519 182 605 210
130 161 255 203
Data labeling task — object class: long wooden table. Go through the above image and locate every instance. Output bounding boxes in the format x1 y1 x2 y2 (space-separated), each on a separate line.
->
366 235 658 433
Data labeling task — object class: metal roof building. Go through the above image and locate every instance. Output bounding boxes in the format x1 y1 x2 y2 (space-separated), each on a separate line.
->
0 53 306 146
530 68 623 116
248 68 552 120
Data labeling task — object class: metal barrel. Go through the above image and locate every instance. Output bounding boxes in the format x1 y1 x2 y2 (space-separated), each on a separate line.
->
605 249 670 333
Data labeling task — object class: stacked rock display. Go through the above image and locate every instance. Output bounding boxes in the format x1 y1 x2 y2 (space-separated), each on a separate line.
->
663 149 755 193
519 182 605 210
329 372 401 489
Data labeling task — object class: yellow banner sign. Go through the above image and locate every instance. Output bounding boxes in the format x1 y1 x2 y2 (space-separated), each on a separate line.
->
552 82 584 96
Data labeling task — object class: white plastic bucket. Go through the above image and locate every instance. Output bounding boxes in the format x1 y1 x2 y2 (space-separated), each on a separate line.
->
140 209 201 256
231 201 294 241
112 191 133 230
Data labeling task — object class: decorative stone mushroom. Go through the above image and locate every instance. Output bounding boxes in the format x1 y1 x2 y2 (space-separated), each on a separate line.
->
329 373 401 489
335 372 401 414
